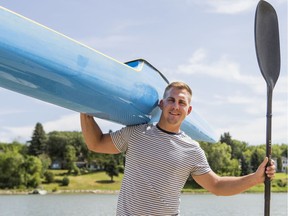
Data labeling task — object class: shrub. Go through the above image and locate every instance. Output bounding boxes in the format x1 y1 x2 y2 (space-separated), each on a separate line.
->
276 179 287 188
117 165 124 174
62 176 70 186
44 171 54 183
52 186 58 192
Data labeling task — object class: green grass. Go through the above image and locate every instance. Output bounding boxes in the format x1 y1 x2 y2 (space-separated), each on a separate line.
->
42 170 123 192
247 173 287 193
3 170 285 194
41 170 287 193
184 173 287 193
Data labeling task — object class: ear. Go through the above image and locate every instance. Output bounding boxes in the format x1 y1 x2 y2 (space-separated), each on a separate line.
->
187 105 192 115
159 99 163 110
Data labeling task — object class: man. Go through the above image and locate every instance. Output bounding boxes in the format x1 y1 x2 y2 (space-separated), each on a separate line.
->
81 81 275 216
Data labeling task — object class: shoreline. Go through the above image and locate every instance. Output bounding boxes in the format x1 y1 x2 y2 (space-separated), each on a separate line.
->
0 189 286 195
0 189 120 195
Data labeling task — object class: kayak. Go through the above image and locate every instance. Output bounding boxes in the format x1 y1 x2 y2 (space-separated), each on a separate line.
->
0 6 217 142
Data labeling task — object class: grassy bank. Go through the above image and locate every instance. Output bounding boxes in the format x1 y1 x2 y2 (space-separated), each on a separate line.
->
43 170 123 192
183 173 287 193
44 170 287 193
1 170 287 194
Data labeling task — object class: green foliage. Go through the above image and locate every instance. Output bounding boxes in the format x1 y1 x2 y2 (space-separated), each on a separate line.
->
0 141 27 154
0 151 42 189
206 142 240 176
275 179 287 188
105 159 119 182
62 176 70 186
28 123 47 156
23 156 42 188
1 125 287 192
47 131 87 161
250 148 265 172
276 157 283 172
44 171 55 183
240 155 252 175
220 132 249 160
64 145 77 174
0 151 24 188
38 154 52 176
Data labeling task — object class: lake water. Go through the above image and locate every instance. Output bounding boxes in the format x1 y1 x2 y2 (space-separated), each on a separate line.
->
0 193 287 216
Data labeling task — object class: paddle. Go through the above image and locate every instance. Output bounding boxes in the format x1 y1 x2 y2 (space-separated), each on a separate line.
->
254 1 281 216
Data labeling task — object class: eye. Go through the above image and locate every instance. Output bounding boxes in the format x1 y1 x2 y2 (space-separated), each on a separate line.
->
179 100 186 105
167 98 175 102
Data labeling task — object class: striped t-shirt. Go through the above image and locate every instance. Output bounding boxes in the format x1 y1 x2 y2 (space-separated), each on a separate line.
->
110 123 211 216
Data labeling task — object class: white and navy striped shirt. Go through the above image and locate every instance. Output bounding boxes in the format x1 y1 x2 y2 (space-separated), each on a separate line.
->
111 123 211 216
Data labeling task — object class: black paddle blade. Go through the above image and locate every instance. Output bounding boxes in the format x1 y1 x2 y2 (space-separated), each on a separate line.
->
255 0 281 89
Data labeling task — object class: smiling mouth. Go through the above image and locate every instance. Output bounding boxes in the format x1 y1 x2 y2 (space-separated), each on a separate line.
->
169 112 180 116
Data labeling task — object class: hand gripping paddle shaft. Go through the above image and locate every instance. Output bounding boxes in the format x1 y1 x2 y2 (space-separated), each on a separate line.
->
254 1 281 216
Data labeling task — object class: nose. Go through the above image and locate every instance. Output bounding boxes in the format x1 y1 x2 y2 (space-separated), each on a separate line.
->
172 101 179 109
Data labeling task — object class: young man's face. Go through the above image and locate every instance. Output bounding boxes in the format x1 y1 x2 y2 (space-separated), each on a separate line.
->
158 87 192 132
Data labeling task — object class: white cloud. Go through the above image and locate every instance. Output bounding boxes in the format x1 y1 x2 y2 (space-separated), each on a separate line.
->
0 113 123 143
175 48 288 102
171 48 287 145
43 114 80 132
43 113 123 133
214 94 256 105
0 108 26 116
216 105 287 145
0 125 33 143
204 0 255 14
176 49 259 85
189 0 286 14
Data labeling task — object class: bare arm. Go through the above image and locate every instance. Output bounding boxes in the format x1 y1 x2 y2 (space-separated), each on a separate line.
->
80 113 120 154
193 157 275 196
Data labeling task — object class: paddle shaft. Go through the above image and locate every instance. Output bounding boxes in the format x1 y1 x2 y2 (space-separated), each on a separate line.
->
264 87 273 216
254 1 281 215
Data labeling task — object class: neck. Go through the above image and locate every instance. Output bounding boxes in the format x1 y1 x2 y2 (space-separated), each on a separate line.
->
156 122 181 134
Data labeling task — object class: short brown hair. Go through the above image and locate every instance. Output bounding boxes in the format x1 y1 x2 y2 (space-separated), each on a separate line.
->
163 81 192 101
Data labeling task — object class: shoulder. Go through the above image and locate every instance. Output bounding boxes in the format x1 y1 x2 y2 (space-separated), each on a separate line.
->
110 123 152 139
177 131 201 146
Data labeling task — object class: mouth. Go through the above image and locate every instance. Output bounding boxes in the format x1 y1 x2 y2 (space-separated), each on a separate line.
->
169 112 180 116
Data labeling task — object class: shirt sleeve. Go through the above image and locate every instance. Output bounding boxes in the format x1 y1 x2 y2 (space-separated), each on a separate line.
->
110 125 135 153
190 145 211 176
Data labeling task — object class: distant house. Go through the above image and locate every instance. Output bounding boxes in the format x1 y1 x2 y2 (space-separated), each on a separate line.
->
50 160 62 169
87 161 103 171
273 157 288 173
50 159 106 171
75 161 87 168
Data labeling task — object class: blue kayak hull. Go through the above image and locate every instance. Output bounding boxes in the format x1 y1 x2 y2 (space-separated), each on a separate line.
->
0 6 217 142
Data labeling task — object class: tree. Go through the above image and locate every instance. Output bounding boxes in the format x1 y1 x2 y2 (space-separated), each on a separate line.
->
220 132 233 146
47 131 88 160
240 154 252 175
28 123 47 156
0 152 24 188
280 144 288 157
38 154 52 176
220 132 248 159
64 145 78 174
106 159 119 182
44 171 54 183
207 142 240 176
276 157 283 172
0 151 42 189
250 148 265 172
47 131 68 160
62 176 70 186
23 156 42 188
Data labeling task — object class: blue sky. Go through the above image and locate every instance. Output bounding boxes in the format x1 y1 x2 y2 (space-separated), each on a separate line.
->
0 0 287 145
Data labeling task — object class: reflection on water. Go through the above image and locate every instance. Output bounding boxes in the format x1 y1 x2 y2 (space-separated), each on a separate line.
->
0 193 286 216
